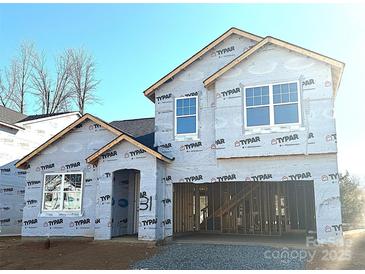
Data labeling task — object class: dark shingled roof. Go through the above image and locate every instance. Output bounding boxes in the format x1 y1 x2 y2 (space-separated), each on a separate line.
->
110 117 155 138
110 117 155 149
17 112 73 123
0 105 27 125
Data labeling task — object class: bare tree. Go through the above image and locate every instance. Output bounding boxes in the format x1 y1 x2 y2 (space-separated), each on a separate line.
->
0 42 34 113
0 62 17 108
67 48 100 114
31 50 74 114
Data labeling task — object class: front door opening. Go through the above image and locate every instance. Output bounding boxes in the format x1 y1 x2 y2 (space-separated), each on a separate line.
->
111 169 140 237
173 181 316 237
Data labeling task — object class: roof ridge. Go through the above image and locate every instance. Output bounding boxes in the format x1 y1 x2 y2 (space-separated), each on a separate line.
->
110 117 155 122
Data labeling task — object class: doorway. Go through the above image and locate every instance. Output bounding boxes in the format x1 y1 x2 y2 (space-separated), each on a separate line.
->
111 169 140 237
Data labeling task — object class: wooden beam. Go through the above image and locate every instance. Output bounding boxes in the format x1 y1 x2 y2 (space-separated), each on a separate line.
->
15 113 122 169
203 36 345 97
86 134 173 165
143 27 262 101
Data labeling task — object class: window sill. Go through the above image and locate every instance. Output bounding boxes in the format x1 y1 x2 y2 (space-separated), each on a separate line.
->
174 135 200 142
244 125 306 135
38 211 84 218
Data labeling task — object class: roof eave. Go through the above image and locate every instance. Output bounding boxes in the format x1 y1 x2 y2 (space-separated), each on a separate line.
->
143 27 263 101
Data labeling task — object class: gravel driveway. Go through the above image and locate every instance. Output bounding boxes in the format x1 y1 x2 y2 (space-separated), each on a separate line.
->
132 243 307 270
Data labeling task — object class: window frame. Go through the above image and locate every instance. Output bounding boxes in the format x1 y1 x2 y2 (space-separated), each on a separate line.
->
42 172 84 213
243 80 302 129
174 95 199 138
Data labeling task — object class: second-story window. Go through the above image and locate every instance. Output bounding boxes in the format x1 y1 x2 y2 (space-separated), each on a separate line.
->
175 96 198 137
244 81 301 128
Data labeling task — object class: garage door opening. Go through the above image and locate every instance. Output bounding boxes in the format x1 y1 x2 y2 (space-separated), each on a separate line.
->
173 181 316 237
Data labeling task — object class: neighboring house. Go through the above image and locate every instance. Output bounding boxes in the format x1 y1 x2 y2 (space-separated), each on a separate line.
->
0 106 80 236
15 27 344 244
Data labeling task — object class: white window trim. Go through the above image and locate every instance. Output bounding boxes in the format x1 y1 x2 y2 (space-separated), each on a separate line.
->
174 96 199 139
41 172 84 213
243 80 302 130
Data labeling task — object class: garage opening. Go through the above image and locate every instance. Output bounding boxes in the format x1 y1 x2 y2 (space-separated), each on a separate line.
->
173 181 316 236
111 169 140 238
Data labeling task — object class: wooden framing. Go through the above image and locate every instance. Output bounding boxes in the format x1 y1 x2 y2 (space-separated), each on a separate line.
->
143 27 262 101
15 113 123 169
86 133 174 165
173 181 316 236
203 36 345 96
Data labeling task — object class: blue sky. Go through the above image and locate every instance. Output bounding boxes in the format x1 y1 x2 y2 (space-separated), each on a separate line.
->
0 3 364 179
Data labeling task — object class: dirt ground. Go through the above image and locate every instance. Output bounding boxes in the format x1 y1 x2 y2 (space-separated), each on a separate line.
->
0 237 157 270
306 231 365 270
1 232 365 270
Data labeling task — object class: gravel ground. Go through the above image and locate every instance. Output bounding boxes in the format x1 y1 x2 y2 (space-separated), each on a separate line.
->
132 243 307 270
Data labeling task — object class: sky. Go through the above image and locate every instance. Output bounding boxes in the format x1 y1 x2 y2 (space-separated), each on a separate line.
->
0 3 364 180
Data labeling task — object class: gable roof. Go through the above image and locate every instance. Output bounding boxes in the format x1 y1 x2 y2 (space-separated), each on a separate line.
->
110 117 155 138
86 133 173 165
17 112 80 123
15 113 122 169
143 27 262 101
203 36 345 96
0 105 27 125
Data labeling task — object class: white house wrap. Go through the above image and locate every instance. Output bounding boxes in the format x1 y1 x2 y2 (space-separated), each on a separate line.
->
16 27 344 244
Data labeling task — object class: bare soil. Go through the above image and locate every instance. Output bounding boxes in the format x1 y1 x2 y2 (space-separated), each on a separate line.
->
0 236 156 270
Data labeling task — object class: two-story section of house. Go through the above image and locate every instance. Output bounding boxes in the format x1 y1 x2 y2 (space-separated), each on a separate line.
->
15 27 344 245
146 28 344 244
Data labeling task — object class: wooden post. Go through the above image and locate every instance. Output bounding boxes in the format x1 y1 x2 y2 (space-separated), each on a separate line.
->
195 185 200 231
278 183 282 236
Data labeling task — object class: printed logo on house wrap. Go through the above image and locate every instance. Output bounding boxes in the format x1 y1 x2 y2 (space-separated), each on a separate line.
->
44 218 64 229
0 168 10 174
211 46 235 58
26 180 41 189
0 206 11 211
89 123 105 131
245 174 273 181
184 91 199 97
159 143 172 152
162 175 172 183
325 224 342 233
23 218 38 228
321 173 339 182
235 136 261 149
61 161 81 171
302 79 316 90
156 92 172 103
211 174 237 182
102 150 118 161
282 172 311 181
98 194 111 205
211 139 225 150
0 218 11 226
69 218 91 229
216 87 241 99
180 141 203 152
271 134 300 146
326 133 337 143
0 187 13 194
140 218 157 227
124 148 146 159
179 174 204 183
36 163 55 172
307 132 315 144
25 199 38 207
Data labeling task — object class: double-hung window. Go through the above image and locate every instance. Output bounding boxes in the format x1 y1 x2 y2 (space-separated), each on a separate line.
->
175 96 198 137
42 173 83 212
244 81 300 128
